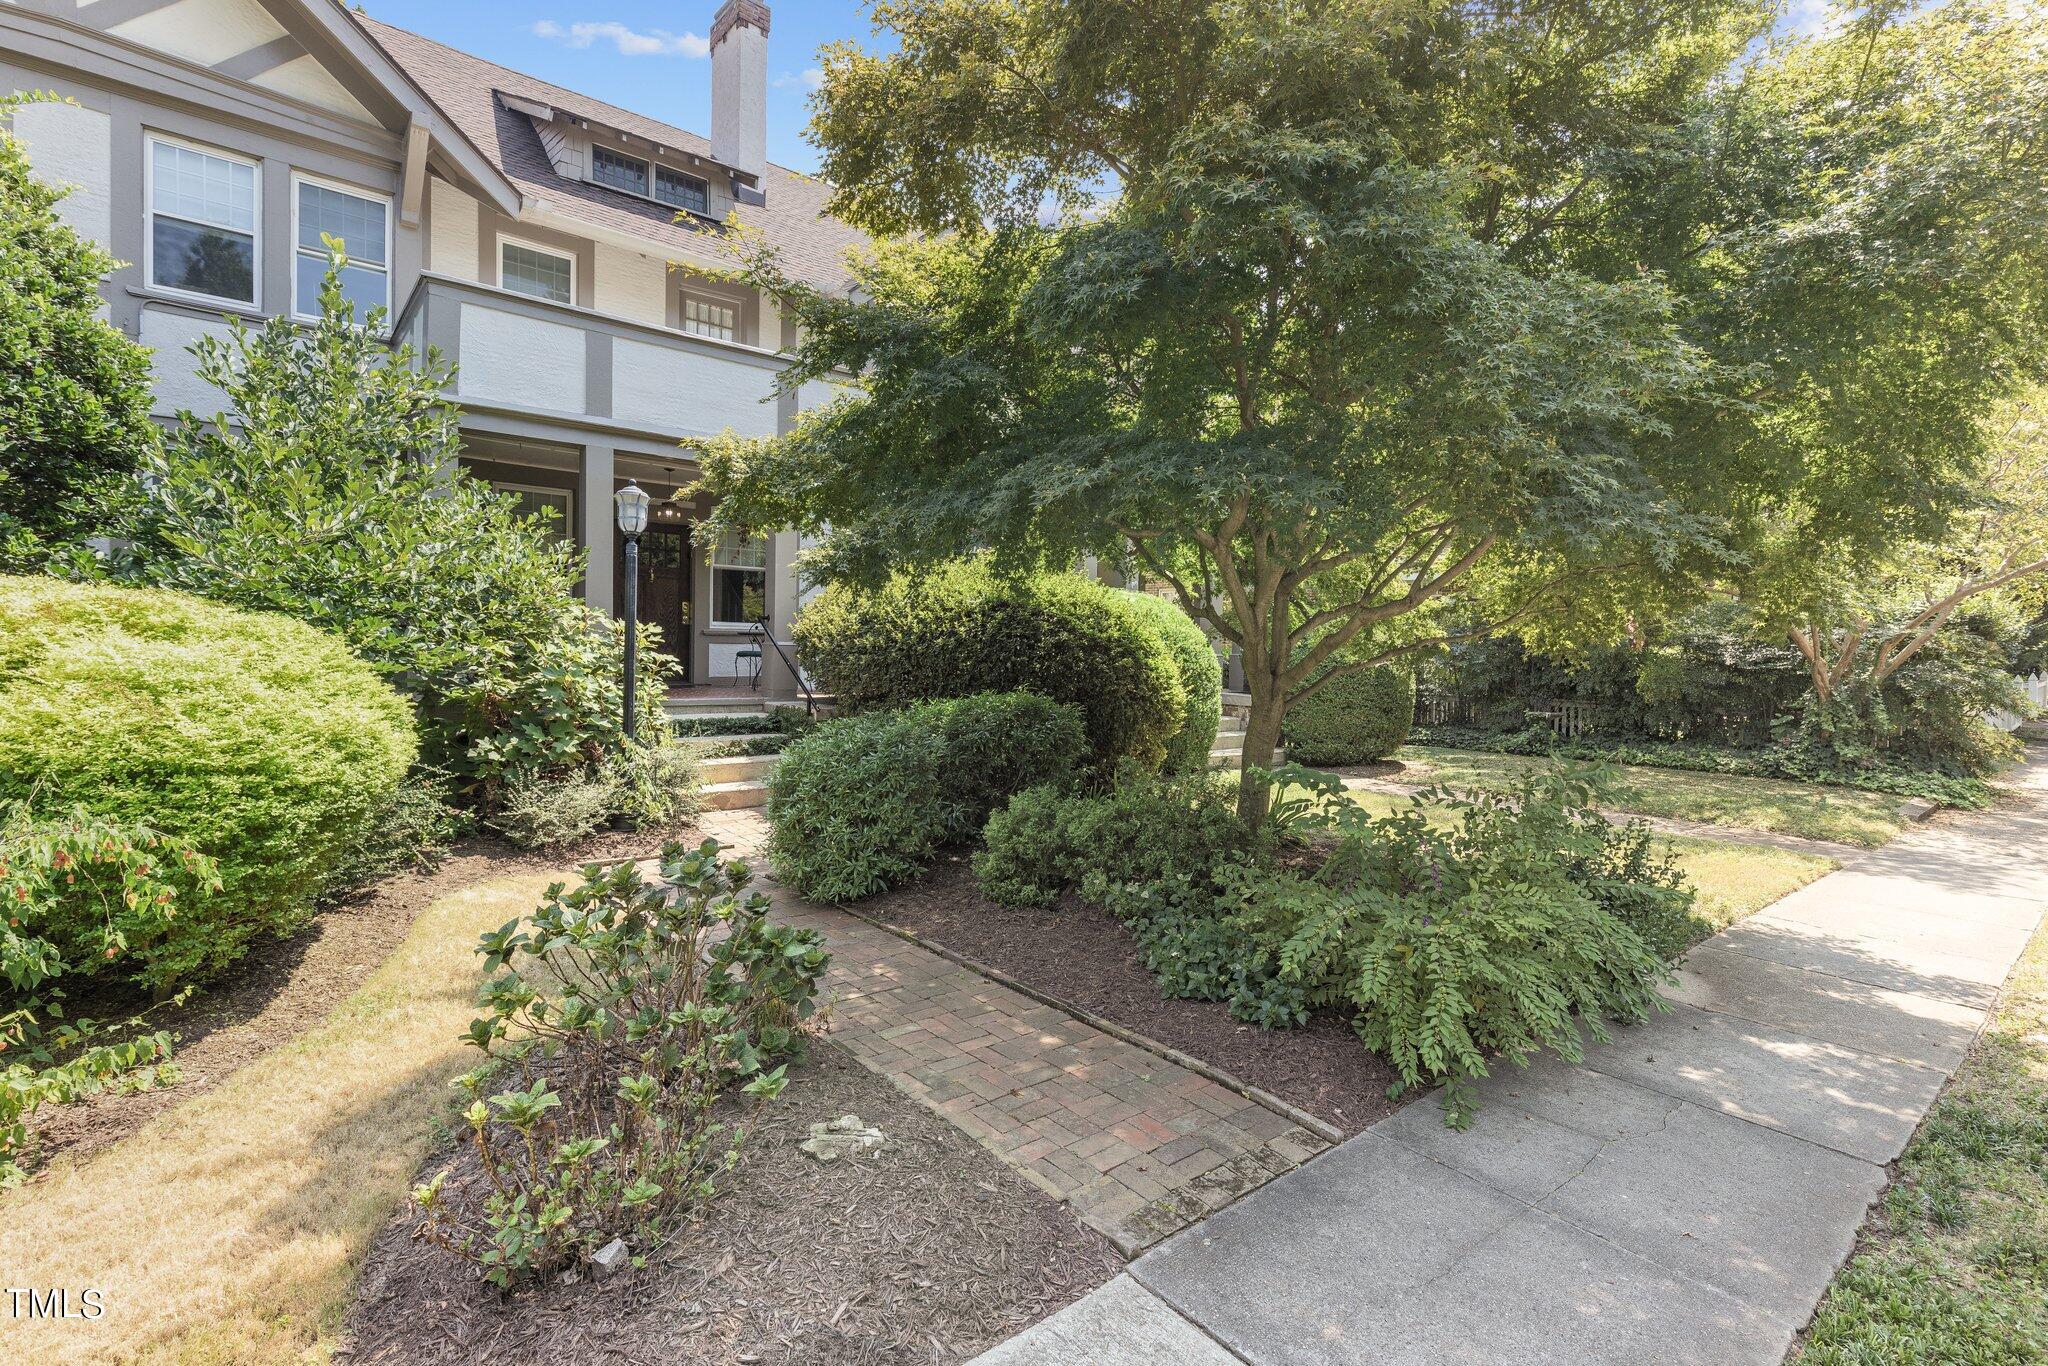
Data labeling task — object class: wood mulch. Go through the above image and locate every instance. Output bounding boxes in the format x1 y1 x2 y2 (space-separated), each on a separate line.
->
337 1042 1121 1366
856 858 1405 1137
24 823 699 1178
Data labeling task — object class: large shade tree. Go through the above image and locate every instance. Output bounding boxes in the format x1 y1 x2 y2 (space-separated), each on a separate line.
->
702 0 2046 823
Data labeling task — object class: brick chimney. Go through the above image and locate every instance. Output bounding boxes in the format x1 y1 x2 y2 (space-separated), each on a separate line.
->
711 0 769 197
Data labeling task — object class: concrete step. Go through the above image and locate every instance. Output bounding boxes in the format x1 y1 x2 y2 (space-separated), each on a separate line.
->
664 694 771 719
1209 744 1283 768
702 778 771 811
675 732 782 749
698 753 781 785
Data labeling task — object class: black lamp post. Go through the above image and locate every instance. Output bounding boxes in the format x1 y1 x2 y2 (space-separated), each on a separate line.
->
615 481 651 743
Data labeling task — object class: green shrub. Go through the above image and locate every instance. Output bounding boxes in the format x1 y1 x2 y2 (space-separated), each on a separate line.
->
412 839 827 1286
0 577 416 987
1118 591 1222 773
0 804 216 1183
974 773 1253 911
768 691 1088 901
116 256 666 811
1221 767 1685 1125
490 767 620 850
1282 666 1416 765
330 769 472 886
794 563 1190 769
608 737 705 832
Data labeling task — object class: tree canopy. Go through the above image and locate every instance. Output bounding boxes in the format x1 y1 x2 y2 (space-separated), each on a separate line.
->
704 0 2048 821
0 97 156 563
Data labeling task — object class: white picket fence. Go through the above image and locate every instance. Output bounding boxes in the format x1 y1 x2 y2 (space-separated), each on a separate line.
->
1990 673 2048 732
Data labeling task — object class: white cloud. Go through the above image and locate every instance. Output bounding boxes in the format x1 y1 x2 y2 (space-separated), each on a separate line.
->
531 20 709 58
772 67 826 92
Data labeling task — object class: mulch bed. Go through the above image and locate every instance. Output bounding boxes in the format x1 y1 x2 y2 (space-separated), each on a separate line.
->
857 859 1405 1136
26 822 699 1177
338 1042 1121 1366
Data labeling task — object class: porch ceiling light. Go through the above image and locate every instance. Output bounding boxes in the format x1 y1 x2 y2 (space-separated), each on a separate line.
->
615 482 651 535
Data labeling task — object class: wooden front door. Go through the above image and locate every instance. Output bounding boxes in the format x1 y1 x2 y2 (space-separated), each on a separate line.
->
619 524 693 683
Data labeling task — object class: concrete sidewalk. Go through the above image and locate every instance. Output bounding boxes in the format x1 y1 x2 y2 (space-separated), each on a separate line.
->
976 754 2048 1365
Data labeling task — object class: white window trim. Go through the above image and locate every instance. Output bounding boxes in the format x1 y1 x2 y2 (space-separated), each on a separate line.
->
289 171 393 322
680 291 739 343
590 145 650 196
497 234 577 305
143 132 261 312
708 533 769 630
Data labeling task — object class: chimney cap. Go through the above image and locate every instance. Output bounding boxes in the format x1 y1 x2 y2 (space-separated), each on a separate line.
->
711 0 770 47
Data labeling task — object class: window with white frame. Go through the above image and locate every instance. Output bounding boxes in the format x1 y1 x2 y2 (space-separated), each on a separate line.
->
681 293 737 342
654 165 709 215
293 176 390 319
710 530 767 626
500 239 575 305
147 136 258 306
591 145 648 196
492 482 574 544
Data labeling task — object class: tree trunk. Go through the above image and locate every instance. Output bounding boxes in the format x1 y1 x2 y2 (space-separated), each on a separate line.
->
1235 665 1287 828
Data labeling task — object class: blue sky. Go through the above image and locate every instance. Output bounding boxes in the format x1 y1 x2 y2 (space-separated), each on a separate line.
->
356 1 877 174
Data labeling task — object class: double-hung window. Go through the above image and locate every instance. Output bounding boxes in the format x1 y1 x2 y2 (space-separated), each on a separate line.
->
293 176 390 319
500 238 575 305
710 530 768 627
654 165 709 216
147 136 258 307
680 293 738 342
591 146 648 196
492 482 575 544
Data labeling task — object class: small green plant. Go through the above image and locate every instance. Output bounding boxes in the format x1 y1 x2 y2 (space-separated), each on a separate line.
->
0 803 219 1183
412 839 828 1286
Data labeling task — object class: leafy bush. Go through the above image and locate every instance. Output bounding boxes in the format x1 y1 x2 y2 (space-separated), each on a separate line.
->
1117 591 1222 773
0 804 217 1184
608 737 705 832
490 768 621 851
412 840 828 1286
329 769 473 886
0 98 157 561
1220 767 1685 1125
1283 666 1415 765
0 577 416 986
115 257 667 811
768 691 1088 901
794 562 1190 769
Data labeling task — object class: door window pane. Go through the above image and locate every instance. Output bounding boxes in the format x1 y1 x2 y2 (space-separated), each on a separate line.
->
295 180 389 317
148 139 256 304
655 166 708 215
501 242 574 304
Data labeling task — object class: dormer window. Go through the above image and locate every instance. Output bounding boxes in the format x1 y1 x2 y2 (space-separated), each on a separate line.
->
591 146 648 196
655 166 709 216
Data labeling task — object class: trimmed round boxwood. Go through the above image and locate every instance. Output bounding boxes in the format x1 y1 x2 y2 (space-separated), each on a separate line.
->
793 564 1190 771
1282 666 1417 766
0 575 417 986
1116 590 1222 774
766 691 1088 903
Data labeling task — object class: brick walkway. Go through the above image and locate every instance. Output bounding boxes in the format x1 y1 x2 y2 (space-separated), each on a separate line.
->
697 811 1330 1255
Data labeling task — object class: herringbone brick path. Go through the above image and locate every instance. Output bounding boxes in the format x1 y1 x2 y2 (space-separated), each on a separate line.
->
697 811 1328 1255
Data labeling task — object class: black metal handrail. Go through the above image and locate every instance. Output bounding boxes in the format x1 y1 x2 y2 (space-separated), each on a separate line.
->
753 617 819 717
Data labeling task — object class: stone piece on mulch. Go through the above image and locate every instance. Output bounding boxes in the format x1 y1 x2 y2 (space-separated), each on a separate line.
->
800 1114 887 1162
590 1238 631 1277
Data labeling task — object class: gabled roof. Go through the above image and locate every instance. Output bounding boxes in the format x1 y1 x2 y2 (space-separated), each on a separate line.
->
355 17 866 295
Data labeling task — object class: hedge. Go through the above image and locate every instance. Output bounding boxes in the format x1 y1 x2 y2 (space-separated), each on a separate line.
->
793 564 1191 770
765 691 1088 902
1282 666 1416 766
1117 590 1222 773
0 576 417 986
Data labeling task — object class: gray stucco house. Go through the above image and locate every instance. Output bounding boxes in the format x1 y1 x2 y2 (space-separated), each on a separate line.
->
2 0 856 696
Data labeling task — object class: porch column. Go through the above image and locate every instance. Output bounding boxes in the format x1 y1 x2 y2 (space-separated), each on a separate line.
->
580 442 616 615
762 528 804 698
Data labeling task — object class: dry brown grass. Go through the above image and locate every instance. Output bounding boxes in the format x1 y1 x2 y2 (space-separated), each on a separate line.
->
0 873 561 1365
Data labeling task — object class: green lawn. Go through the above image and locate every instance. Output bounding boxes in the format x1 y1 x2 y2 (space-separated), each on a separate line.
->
1391 746 1909 848
1340 790 1835 946
1796 903 2048 1362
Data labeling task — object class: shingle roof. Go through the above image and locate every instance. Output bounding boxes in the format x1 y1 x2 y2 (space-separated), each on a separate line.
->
355 16 866 294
